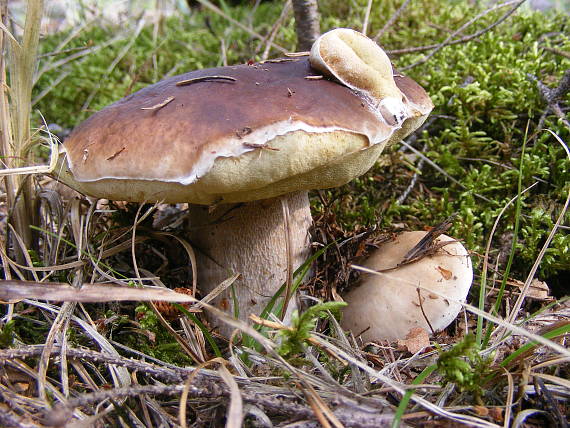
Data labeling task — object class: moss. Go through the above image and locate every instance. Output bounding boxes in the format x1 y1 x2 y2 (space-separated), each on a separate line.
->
130 304 194 365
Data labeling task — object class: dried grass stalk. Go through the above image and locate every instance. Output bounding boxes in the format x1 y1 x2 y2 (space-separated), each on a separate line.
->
0 0 45 261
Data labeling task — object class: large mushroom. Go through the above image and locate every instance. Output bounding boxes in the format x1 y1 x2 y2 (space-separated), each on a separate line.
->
54 28 433 336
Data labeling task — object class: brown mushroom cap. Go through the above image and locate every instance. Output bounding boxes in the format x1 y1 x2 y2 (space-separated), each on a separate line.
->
57 57 432 205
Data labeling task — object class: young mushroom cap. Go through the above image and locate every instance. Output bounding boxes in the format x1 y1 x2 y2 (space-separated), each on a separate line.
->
54 29 433 335
342 231 473 342
310 28 432 128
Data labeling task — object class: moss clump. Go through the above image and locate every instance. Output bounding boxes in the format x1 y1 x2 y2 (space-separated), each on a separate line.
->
132 304 194 365
436 334 494 400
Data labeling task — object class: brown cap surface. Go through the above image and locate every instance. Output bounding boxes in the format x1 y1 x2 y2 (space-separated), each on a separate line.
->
394 73 434 116
58 58 432 204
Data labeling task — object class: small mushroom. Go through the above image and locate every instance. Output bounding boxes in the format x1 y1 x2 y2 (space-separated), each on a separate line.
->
310 28 408 126
55 29 433 336
342 231 473 342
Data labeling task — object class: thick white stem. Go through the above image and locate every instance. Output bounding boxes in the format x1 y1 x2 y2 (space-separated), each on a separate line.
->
187 191 312 337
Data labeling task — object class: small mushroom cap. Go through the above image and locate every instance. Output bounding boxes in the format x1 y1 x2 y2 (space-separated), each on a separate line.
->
342 231 473 342
310 28 401 102
310 28 433 126
57 34 432 205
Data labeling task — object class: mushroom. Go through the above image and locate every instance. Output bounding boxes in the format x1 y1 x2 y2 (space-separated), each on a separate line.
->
341 231 473 342
54 29 433 336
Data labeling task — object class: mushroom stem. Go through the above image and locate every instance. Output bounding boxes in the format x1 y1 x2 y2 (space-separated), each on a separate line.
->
187 191 312 336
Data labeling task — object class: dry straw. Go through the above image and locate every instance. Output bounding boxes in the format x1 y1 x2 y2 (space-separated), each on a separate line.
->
1 0 53 261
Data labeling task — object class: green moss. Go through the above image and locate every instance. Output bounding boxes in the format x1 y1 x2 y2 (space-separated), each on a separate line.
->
131 304 194 365
0 320 16 348
436 334 494 399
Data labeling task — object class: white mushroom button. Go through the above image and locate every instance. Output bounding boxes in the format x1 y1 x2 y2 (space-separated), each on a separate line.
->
342 231 473 342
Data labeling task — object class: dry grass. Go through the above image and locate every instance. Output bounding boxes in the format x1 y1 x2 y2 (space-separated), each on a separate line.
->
0 1 568 427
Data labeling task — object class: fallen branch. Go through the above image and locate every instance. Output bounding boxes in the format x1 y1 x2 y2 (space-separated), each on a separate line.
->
531 69 570 131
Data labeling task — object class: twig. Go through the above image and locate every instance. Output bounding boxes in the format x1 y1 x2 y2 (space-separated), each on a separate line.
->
401 0 525 70
43 377 396 427
285 51 310 57
362 0 373 36
541 46 570 60
374 0 412 42
417 288 435 335
81 19 146 111
396 161 423 204
397 141 427 204
175 75 237 86
399 139 493 203
260 0 292 61
260 58 299 64
539 69 570 104
531 69 570 131
196 0 287 53
0 346 181 380
388 0 524 59
140 96 174 111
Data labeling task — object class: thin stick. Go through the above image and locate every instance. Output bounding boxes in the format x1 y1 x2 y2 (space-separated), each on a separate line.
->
285 51 310 57
140 96 174 111
196 0 287 53
541 46 570 60
81 18 146 110
388 0 521 55
261 0 292 61
362 0 373 36
399 0 524 69
399 139 492 203
417 288 435 335
175 75 236 86
374 0 412 42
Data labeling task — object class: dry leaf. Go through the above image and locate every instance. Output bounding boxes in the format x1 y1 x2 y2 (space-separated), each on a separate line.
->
436 265 453 280
473 405 489 416
397 327 430 354
527 279 550 300
488 407 504 423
